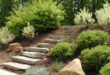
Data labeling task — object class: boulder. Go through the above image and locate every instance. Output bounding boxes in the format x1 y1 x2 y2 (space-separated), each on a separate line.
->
58 58 85 75
7 43 23 53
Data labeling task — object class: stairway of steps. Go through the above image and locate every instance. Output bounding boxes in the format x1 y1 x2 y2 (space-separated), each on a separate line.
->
0 32 65 75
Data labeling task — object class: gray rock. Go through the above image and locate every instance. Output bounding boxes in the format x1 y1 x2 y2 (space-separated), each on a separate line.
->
24 47 49 53
37 43 54 48
21 51 45 58
12 56 41 65
3 62 31 70
44 39 60 44
49 35 64 40
0 69 18 75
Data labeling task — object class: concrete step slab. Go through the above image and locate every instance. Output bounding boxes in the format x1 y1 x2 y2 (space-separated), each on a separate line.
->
0 68 18 75
21 51 45 58
44 39 60 44
2 62 31 71
37 43 54 48
12 56 41 65
49 35 64 40
24 47 49 53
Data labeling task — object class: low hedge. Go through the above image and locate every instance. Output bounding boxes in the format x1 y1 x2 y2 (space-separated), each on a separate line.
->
49 42 74 61
80 45 110 71
99 62 110 75
76 30 109 50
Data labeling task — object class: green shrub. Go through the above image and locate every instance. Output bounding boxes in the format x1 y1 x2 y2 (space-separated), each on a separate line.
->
96 3 110 25
52 60 64 72
6 0 64 37
22 22 36 38
99 63 110 75
0 27 15 44
49 42 74 60
25 66 49 75
76 30 109 50
80 45 110 71
74 8 94 25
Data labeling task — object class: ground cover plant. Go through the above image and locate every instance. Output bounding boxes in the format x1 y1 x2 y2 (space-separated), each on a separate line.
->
25 67 49 75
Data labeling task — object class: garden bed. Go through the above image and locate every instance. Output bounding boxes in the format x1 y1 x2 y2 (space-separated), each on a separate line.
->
0 25 110 75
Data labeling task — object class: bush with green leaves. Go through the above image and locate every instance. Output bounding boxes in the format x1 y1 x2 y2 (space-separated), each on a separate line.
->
74 8 94 25
52 60 64 72
76 30 109 50
0 27 15 44
99 62 110 75
25 66 49 75
22 22 35 38
80 45 110 71
96 3 110 25
49 42 74 60
6 0 64 37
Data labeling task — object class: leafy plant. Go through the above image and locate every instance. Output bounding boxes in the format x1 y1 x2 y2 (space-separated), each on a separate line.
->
76 30 109 50
22 22 36 38
74 8 95 25
96 3 110 25
6 0 64 37
25 66 49 75
99 62 110 75
49 42 74 61
80 45 110 71
52 60 64 72
0 27 15 44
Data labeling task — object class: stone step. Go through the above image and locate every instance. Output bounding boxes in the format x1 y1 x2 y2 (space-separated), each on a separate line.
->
12 56 41 65
37 43 54 48
24 47 49 53
44 39 60 44
49 35 64 40
0 68 18 75
2 62 31 71
21 51 45 58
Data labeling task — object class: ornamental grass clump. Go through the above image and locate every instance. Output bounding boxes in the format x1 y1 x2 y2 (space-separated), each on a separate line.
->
74 8 94 25
96 3 110 25
0 27 15 44
22 22 36 38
